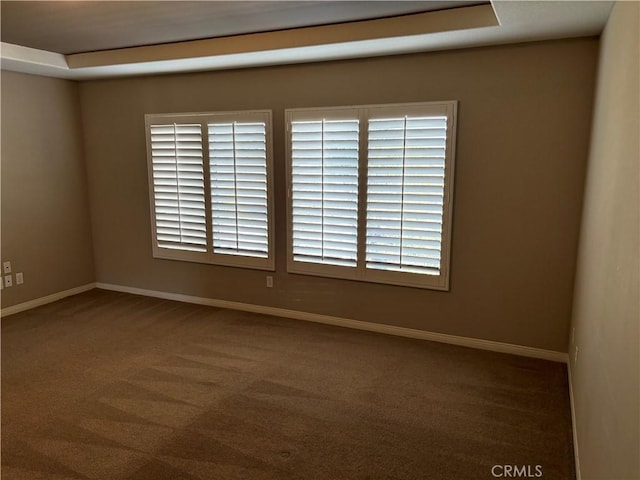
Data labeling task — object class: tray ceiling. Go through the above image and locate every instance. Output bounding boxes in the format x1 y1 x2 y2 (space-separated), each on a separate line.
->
0 1 614 80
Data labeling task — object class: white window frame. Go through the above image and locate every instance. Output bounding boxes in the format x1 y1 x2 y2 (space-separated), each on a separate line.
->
285 101 457 290
145 110 275 271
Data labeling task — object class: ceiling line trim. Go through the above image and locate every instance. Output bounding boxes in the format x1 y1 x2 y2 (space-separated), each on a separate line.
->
1 42 68 70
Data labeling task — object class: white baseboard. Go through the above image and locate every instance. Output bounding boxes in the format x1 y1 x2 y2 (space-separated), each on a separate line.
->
568 363 581 480
96 282 568 363
1 281 569 363
0 283 97 318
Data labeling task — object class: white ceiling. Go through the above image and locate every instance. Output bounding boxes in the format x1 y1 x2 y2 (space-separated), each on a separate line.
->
1 1 482 54
0 1 613 80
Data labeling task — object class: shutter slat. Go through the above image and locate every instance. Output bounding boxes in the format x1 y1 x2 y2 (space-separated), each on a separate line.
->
291 118 359 268
209 121 269 259
150 123 207 252
366 115 448 275
293 255 355 267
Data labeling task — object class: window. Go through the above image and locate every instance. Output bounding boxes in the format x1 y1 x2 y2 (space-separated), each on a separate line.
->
145 110 274 270
286 101 457 290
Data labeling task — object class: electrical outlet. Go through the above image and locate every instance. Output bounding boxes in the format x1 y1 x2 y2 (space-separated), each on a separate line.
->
266 275 273 288
4 275 13 288
3 261 11 274
16 272 24 285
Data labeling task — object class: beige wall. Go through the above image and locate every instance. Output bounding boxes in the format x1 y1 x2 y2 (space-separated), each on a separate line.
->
80 38 598 352
569 3 640 479
1 72 95 308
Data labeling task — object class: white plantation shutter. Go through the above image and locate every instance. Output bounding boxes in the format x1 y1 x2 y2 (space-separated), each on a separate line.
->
209 121 269 258
286 102 456 290
366 116 447 275
290 118 359 267
146 111 274 269
149 123 207 252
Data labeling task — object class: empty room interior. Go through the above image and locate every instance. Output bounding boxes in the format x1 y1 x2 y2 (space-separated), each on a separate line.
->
1 1 638 479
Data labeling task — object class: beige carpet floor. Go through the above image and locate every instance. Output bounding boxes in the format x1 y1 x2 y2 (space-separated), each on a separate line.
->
1 289 574 479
